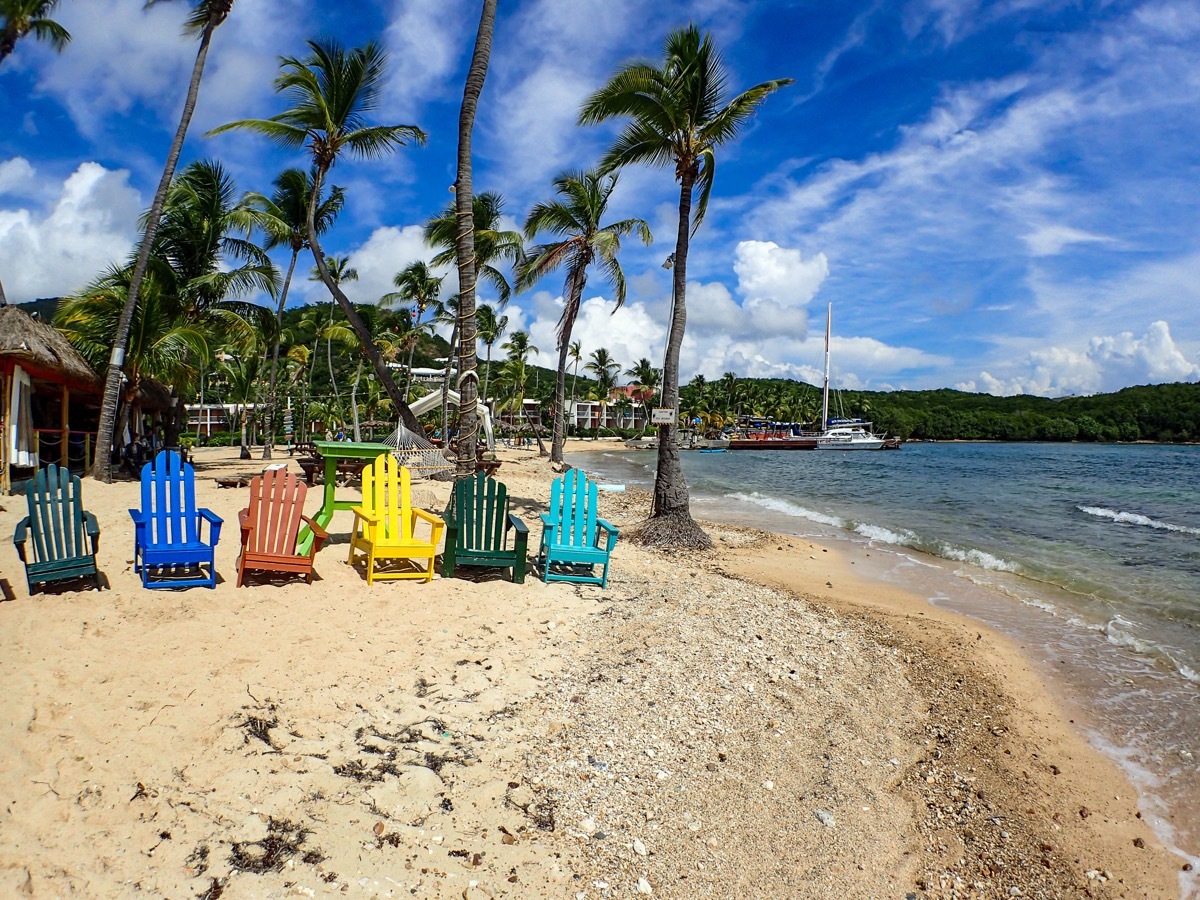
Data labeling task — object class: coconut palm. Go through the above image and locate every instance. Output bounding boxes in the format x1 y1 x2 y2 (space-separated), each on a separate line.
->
625 357 661 429
424 192 522 449
243 168 344 458
519 169 651 464
585 347 620 433
309 256 357 404
568 339 583 419
0 0 70 66
580 24 792 546
475 303 507 408
208 38 427 434
446 0 497 476
496 337 547 455
384 260 442 401
93 0 237 481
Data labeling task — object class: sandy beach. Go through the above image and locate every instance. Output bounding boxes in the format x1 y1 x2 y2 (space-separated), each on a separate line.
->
0 442 1188 898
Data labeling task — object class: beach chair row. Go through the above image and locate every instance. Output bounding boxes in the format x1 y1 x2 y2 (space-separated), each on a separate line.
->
12 451 619 594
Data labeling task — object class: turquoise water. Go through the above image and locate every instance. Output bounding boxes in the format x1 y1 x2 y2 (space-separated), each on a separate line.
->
571 442 1200 862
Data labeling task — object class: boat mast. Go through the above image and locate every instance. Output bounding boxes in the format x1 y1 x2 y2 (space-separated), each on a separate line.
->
821 302 831 430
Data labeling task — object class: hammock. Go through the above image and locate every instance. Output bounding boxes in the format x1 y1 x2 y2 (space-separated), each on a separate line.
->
381 420 453 473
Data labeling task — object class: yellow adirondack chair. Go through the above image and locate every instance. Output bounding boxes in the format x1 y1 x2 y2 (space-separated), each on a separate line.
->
349 454 445 584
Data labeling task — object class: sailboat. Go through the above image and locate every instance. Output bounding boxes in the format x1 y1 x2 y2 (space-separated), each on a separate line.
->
816 304 890 451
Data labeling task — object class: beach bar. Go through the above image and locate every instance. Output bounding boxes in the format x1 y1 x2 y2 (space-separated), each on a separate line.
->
0 305 102 494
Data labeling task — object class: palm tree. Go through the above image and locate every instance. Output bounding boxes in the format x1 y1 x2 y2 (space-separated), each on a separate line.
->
244 168 345 458
208 38 427 434
496 334 547 455
625 357 661 429
447 0 497 477
0 0 70 66
568 339 583 425
585 347 619 435
309 256 357 405
519 169 651 465
385 260 442 401
581 24 792 547
424 192 522 448
93 0 236 482
475 303 507 407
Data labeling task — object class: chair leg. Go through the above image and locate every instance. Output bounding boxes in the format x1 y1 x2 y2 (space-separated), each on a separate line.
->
366 549 375 585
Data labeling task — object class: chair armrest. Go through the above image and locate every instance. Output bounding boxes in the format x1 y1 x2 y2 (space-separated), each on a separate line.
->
82 511 101 553
13 517 29 562
597 518 619 551
238 508 250 530
129 508 147 526
198 508 223 546
350 505 378 525
507 513 529 536
299 514 328 555
540 513 556 527
413 508 445 527
597 518 619 536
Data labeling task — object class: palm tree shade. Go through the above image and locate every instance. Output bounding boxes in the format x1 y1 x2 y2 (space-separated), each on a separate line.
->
0 0 70 65
92 0 237 482
580 23 792 547
519 168 650 464
208 38 427 434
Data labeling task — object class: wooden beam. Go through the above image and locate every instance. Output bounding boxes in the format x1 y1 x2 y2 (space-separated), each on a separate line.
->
61 384 70 467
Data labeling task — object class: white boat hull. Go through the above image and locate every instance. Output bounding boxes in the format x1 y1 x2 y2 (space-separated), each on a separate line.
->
817 437 887 450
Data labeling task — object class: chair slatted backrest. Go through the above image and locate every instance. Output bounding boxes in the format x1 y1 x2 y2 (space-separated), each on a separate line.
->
362 453 413 542
248 469 307 556
141 450 198 547
549 469 598 548
456 472 507 551
26 464 86 564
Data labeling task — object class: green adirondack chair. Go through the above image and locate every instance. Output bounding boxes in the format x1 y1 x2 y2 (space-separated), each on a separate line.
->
442 472 529 583
13 464 102 594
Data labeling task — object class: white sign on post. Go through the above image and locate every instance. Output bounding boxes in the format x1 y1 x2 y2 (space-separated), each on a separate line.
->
651 408 676 425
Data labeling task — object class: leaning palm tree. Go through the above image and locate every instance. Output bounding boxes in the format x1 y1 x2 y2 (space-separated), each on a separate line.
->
581 24 792 547
384 260 442 401
93 0 236 482
519 169 650 464
243 168 345 458
474 303 507 407
0 0 70 66
208 38 427 434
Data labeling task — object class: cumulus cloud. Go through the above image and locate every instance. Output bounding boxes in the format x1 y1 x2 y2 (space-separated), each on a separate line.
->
302 224 437 310
0 158 39 199
525 293 665 377
0 161 140 302
731 240 829 337
962 321 1200 396
382 0 471 119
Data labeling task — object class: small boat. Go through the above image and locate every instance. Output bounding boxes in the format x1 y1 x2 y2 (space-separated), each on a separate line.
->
698 447 727 453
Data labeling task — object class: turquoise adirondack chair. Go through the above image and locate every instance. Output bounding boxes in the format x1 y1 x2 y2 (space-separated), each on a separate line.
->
13 464 102 594
130 449 223 589
442 472 529 583
536 468 619 587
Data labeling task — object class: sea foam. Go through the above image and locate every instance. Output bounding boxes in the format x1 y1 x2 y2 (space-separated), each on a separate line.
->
726 492 846 528
1078 506 1200 536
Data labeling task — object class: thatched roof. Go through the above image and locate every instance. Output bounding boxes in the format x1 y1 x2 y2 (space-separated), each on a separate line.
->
135 377 173 411
0 305 101 391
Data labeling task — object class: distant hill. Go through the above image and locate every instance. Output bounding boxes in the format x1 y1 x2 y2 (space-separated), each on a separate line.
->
15 298 62 322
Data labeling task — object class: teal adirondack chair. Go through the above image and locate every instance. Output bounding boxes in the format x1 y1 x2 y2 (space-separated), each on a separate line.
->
13 464 102 594
130 449 223 589
443 472 529 583
536 468 618 587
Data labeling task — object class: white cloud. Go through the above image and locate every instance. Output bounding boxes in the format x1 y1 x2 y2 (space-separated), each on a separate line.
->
0 162 141 302
965 321 1200 396
317 224 435 309
525 293 665 378
0 158 39 198
732 240 828 338
1022 224 1113 257
382 0 471 119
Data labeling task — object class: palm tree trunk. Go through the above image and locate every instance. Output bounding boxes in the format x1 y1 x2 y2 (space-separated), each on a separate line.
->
350 359 363 441
481 344 492 410
92 9 227 482
520 403 548 456
441 322 457 445
451 0 498 479
261 248 298 459
305 172 423 435
0 273 8 305
644 167 710 548
403 306 423 402
551 271 585 465
326 329 339 402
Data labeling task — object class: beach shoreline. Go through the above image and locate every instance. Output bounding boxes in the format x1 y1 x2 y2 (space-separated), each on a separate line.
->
0 444 1187 897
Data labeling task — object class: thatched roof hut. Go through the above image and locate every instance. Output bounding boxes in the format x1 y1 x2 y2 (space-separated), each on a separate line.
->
0 304 101 391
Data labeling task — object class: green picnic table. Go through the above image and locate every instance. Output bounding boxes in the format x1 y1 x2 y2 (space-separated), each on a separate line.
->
297 440 392 555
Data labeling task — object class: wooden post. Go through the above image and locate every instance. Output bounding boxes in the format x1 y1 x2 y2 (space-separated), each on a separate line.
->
1 368 8 494
61 384 70 467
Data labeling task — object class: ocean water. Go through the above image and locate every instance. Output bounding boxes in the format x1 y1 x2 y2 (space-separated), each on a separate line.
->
571 442 1200 863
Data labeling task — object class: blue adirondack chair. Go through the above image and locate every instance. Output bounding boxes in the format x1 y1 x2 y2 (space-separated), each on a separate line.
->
13 463 102 594
129 449 223 589
537 468 619 587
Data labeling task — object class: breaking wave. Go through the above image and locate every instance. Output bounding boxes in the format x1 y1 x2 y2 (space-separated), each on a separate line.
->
727 492 846 528
1078 506 1200 536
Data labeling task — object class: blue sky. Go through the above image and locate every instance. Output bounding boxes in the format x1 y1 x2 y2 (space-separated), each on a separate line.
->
1 0 1198 396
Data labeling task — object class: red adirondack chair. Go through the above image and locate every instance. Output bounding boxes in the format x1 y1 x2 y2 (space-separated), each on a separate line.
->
236 468 327 587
